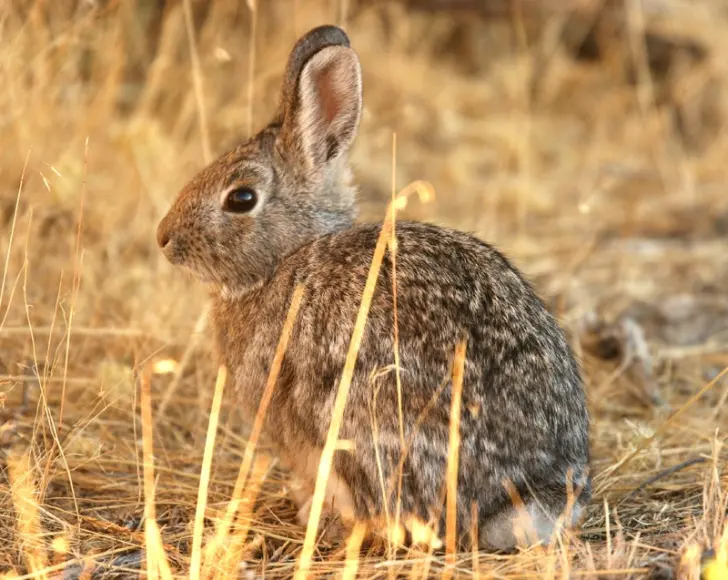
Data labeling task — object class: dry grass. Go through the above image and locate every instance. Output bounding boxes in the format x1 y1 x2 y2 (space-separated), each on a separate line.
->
1 0 728 578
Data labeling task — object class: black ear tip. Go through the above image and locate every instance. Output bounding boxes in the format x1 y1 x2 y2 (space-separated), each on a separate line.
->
299 24 350 49
277 24 355 118
282 24 353 92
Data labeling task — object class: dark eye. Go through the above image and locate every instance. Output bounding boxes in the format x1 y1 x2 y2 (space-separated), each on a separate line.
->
223 187 258 213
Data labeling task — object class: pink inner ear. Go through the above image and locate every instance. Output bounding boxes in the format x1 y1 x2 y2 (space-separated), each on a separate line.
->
316 64 342 125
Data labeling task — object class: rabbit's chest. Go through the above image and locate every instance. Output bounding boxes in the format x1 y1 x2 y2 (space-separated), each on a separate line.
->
212 305 276 387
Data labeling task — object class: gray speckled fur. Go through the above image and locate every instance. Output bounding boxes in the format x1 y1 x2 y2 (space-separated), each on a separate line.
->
157 25 591 550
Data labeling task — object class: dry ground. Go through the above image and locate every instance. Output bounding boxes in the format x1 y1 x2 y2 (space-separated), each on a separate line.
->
1 1 727 578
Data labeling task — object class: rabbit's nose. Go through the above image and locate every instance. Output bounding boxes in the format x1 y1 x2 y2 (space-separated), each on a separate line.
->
157 217 174 249
158 228 171 249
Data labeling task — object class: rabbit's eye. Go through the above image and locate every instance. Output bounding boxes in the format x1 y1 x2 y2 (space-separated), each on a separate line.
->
224 187 258 213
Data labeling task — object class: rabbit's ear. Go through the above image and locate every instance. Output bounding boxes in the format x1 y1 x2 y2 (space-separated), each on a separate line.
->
279 27 362 169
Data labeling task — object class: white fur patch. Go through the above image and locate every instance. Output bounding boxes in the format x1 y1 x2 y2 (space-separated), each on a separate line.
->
481 500 583 551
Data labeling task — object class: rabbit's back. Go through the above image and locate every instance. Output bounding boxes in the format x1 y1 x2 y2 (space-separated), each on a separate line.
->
214 220 590 547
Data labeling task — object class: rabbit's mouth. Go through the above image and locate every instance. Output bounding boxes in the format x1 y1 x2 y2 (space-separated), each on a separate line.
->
160 240 212 284
163 249 213 284
159 238 186 266
168 251 240 290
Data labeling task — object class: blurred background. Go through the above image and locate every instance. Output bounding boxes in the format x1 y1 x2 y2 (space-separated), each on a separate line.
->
1 0 728 576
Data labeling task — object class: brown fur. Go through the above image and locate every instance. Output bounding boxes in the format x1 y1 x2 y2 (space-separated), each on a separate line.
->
157 25 591 550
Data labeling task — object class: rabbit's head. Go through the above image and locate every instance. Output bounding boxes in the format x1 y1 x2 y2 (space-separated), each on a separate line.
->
157 25 362 292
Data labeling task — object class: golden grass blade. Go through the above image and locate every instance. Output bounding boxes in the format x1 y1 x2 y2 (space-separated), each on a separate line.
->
604 498 612 572
0 326 150 337
37 271 64 504
190 365 228 580
370 377 394 540
59 136 89 430
245 1 257 139
181 0 211 162
8 451 48 580
295 181 434 579
139 369 173 580
390 132 407 559
204 283 305 562
211 454 272 579
341 522 368 580
148 521 174 580
444 340 467 580
390 132 404 452
0 148 29 324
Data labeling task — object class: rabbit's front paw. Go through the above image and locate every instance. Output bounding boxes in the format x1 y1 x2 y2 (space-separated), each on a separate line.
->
295 496 351 546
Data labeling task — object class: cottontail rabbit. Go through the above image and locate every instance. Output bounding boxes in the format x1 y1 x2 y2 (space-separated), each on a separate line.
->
157 25 591 550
